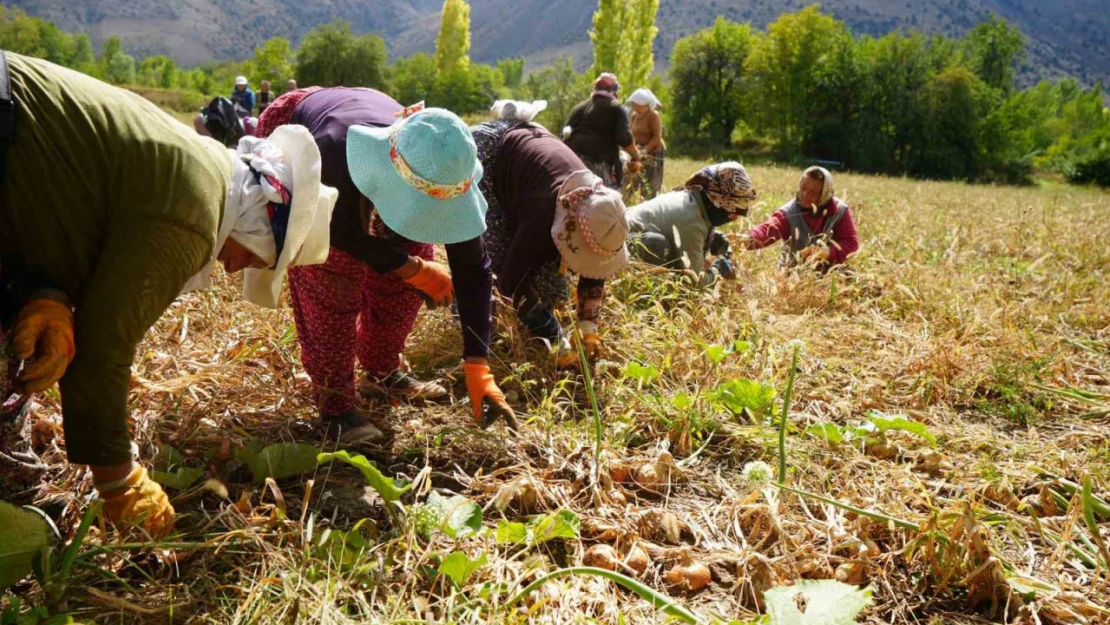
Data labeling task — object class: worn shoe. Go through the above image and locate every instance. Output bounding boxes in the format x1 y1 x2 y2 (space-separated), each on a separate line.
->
321 409 386 443
360 370 448 401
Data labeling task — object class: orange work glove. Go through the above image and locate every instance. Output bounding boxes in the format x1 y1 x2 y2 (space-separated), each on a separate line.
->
11 298 76 393
402 257 454 308
97 465 176 539
463 362 516 429
556 323 602 369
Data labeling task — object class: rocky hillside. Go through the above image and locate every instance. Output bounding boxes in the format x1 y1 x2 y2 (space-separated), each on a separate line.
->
12 0 1110 86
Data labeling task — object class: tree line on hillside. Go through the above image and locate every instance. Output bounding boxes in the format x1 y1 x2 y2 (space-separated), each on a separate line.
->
1 3 1107 186
668 8 1109 186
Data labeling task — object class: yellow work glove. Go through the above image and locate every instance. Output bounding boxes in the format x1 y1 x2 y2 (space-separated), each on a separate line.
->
97 465 176 539
463 362 516 429
11 298 76 393
403 257 454 308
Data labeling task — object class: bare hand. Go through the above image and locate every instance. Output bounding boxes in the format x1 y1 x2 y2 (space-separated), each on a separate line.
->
801 246 830 263
628 161 643 174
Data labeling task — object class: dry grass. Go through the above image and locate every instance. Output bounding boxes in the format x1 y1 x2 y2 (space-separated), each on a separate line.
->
3 159 1110 625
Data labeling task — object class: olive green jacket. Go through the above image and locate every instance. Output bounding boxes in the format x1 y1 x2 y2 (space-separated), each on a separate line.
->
0 54 229 465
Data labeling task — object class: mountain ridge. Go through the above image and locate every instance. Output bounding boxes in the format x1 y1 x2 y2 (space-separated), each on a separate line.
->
10 0 1110 87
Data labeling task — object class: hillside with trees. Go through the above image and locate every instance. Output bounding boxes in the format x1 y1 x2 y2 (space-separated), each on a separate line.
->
2 3 1107 187
11 0 1110 88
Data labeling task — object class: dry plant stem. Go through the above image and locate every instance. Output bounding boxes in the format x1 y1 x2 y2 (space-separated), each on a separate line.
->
778 344 801 484
573 316 604 471
1082 475 1110 575
507 566 699 624
772 483 921 531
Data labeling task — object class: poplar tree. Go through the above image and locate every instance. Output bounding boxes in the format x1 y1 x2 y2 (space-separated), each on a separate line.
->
588 0 625 77
435 0 471 78
619 0 660 89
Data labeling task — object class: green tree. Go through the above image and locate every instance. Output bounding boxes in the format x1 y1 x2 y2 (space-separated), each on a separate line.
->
105 50 136 85
521 56 589 130
669 17 755 145
100 36 122 67
249 37 295 86
618 0 659 89
435 0 471 78
295 21 388 89
496 57 525 90
589 0 626 76
851 32 932 172
71 34 95 67
391 52 437 105
962 15 1025 94
916 65 992 180
39 21 74 66
138 55 178 89
99 36 135 84
746 5 854 154
0 6 47 58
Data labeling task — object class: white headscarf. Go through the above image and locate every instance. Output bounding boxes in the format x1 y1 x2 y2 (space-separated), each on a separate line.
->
799 166 835 209
183 126 338 307
490 99 548 123
627 88 661 110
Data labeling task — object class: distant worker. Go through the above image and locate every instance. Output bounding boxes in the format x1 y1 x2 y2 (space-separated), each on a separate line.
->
230 75 254 117
257 80 273 115
286 78 297 92
564 73 642 190
737 166 860 269
626 88 665 199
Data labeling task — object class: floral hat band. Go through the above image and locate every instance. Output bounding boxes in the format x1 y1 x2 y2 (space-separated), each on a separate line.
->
560 182 622 258
388 104 475 201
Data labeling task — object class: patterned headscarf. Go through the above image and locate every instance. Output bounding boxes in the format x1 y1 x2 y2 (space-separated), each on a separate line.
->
677 162 758 216
799 166 835 209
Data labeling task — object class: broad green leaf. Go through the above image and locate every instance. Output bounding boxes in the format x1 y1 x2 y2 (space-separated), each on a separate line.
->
152 466 205 490
317 450 412 504
705 344 731 364
622 362 660 384
528 510 580 545
764 580 873 625
712 378 776 418
670 392 695 411
427 491 482 539
496 511 580 547
439 550 488 587
0 501 53 588
865 411 936 445
154 444 185 471
733 340 752 353
495 520 528 545
237 443 321 483
804 423 850 444
314 524 375 571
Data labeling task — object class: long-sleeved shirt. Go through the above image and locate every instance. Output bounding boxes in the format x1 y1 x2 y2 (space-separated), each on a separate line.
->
748 198 859 264
286 88 493 359
626 190 712 272
489 125 597 311
230 87 254 115
256 90 273 115
0 54 229 466
565 92 633 166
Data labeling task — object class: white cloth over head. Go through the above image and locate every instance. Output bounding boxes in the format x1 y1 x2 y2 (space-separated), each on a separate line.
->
490 99 548 122
182 125 338 308
627 88 661 110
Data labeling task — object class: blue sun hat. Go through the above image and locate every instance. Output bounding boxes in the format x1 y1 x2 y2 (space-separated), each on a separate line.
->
347 104 487 244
